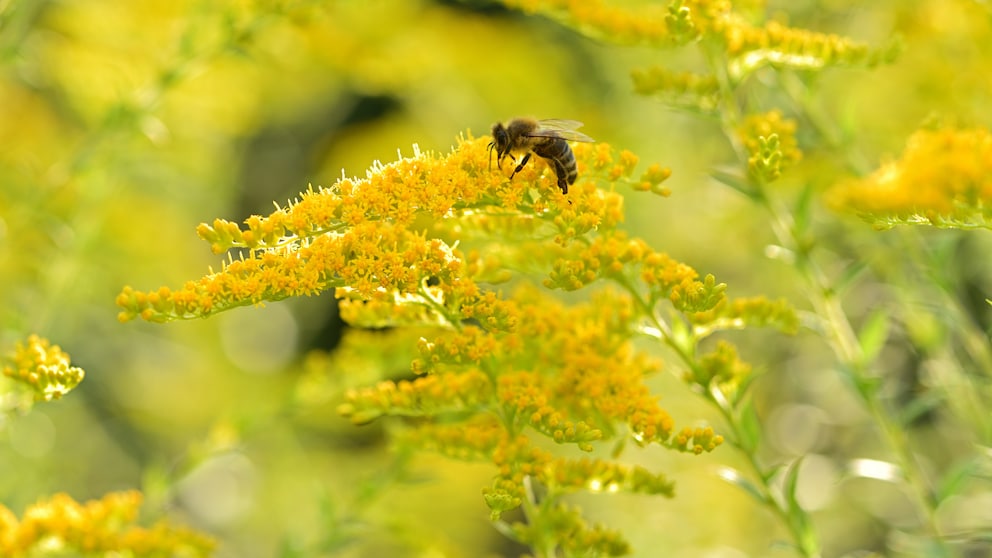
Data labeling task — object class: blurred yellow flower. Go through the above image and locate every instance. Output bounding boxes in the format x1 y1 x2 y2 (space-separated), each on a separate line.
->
828 126 992 229
739 110 802 183
2 335 84 402
0 491 213 557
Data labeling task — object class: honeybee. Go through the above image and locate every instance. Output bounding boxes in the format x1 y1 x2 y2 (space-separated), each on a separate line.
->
488 118 594 194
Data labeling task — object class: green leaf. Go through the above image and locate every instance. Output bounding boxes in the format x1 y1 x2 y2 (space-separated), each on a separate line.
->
792 182 815 236
716 466 767 504
857 308 890 363
729 369 760 410
782 457 805 516
735 398 762 454
935 453 992 503
897 389 944 427
710 166 759 200
834 260 868 296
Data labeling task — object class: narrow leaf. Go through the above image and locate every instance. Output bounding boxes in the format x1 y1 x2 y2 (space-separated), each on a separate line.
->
857 308 890 363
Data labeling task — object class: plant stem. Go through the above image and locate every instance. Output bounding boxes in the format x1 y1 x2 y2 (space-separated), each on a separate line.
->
756 191 950 556
618 275 822 557
703 37 951 556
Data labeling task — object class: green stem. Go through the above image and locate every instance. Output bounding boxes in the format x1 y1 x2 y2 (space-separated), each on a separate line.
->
757 187 949 555
695 41 824 557
614 272 821 557
712 392 822 558
703 36 950 556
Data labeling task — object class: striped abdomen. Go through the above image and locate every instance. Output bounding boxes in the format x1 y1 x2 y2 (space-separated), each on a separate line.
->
533 136 577 194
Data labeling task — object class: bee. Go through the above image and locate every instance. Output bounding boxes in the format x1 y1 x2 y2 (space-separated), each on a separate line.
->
488 118 594 194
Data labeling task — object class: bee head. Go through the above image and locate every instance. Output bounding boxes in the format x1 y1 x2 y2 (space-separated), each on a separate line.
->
488 122 510 170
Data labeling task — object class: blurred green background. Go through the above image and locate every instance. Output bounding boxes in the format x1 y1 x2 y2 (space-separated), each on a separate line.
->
2 1 991 556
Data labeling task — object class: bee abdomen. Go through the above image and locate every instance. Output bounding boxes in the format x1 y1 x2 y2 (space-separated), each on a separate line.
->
533 138 578 193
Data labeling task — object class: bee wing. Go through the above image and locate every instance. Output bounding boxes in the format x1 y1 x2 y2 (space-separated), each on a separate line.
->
528 119 596 142
537 118 585 131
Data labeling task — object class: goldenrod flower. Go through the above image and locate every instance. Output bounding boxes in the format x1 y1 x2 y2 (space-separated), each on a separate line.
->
499 0 894 74
739 110 802 183
508 501 631 556
549 457 674 496
689 295 800 335
722 19 882 75
828 126 992 229
120 127 724 552
499 0 674 45
631 66 721 113
117 137 650 323
688 340 753 397
0 491 213 557
2 334 85 402
672 425 724 454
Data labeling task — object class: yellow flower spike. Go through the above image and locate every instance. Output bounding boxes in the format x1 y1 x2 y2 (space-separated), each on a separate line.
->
828 126 992 229
690 295 800 335
459 291 520 332
670 274 727 313
510 502 631 557
123 125 728 555
339 369 493 424
120 218 465 322
665 1 698 44
739 110 802 183
499 0 673 45
413 327 500 375
549 457 675 497
631 66 720 111
0 491 213 557
618 149 638 172
689 340 753 396
591 142 613 170
500 0 894 78
2 335 85 402
128 136 645 323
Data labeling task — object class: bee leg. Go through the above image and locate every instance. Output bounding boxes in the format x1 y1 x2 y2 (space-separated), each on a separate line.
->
509 152 532 179
550 159 568 194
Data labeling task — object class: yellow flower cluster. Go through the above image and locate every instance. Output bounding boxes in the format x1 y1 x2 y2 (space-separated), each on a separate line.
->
401 423 548 519
688 340 753 397
548 457 675 495
336 283 711 537
117 220 462 322
499 0 674 44
402 418 508 463
721 19 879 74
117 137 652 323
499 0 892 74
337 368 493 424
827 126 992 229
120 124 716 549
546 230 726 315
2 334 85 401
413 325 502 373
0 491 214 557
498 371 603 450
671 425 724 454
340 286 686 451
739 110 803 183
689 295 800 335
508 502 631 556
631 66 720 112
